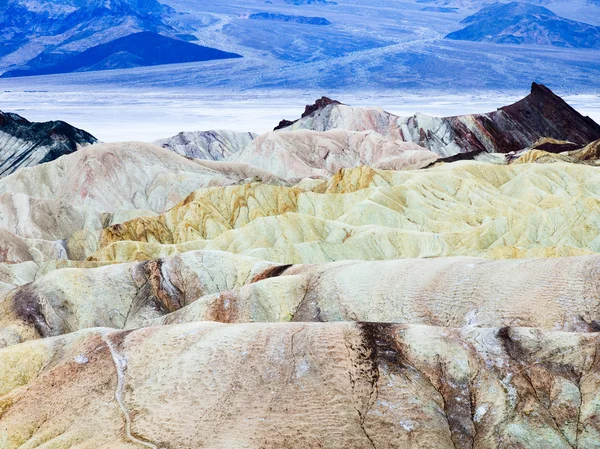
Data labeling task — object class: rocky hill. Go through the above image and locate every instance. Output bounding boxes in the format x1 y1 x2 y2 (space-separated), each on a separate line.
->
153 129 257 161
0 110 97 177
2 88 600 447
446 1 600 47
273 83 600 157
0 0 241 77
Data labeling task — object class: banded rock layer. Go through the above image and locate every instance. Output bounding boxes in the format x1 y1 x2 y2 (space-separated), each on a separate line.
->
94 161 600 263
0 111 97 178
277 83 600 157
2 90 600 448
1 322 600 449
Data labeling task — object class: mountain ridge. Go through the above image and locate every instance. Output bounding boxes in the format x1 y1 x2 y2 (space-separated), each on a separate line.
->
446 1 600 48
0 110 97 177
1 31 242 77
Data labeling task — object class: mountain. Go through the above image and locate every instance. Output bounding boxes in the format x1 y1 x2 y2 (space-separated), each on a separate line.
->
276 83 600 156
446 1 600 47
154 130 257 161
1 31 242 77
0 110 97 177
248 13 331 26
0 0 172 65
0 0 241 77
0 0 599 89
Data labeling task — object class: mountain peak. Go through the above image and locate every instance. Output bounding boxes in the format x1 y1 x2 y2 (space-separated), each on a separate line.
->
301 96 342 118
0 110 97 177
530 81 555 97
447 1 600 48
274 97 342 131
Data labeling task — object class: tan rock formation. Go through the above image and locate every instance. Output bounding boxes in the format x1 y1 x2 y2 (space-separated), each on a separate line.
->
0 142 284 214
1 322 599 448
92 161 600 263
4 253 600 349
157 255 600 332
0 251 274 347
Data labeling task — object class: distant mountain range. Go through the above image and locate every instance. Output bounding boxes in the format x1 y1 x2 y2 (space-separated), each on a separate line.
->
248 13 331 26
0 0 599 90
1 32 241 77
0 0 241 76
446 2 600 48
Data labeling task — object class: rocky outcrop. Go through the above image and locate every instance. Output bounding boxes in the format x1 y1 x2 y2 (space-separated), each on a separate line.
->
278 84 600 157
0 111 97 177
1 321 600 448
274 96 341 130
154 129 257 161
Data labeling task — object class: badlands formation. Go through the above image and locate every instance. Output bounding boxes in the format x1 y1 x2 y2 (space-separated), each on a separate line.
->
3 84 600 448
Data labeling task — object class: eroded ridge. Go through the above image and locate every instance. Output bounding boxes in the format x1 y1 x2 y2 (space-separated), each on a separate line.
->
0 322 599 448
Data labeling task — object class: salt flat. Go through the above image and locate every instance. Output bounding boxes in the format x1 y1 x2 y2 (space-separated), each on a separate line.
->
1 88 598 142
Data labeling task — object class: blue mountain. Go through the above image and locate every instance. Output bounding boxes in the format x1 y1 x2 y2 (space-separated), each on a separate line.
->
446 2 600 48
1 32 242 77
0 0 172 61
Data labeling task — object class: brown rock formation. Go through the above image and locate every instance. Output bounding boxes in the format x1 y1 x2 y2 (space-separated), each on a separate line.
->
278 84 600 156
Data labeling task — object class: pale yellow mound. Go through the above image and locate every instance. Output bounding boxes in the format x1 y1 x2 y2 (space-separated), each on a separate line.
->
91 161 600 263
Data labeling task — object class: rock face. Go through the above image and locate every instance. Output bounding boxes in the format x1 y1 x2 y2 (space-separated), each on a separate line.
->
4 92 600 447
0 110 97 177
279 84 600 156
1 322 600 448
154 129 257 161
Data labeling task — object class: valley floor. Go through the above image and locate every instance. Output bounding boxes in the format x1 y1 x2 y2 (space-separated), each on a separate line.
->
0 87 599 141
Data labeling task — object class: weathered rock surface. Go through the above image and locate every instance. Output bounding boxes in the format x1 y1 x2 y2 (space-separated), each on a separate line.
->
94 161 600 263
153 129 257 161
157 255 600 332
3 92 600 447
1 321 600 448
0 141 284 213
279 84 600 156
228 129 439 179
5 252 600 348
0 110 97 178
0 250 274 347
